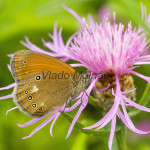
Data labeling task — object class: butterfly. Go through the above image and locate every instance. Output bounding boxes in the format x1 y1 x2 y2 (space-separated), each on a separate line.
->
11 50 90 117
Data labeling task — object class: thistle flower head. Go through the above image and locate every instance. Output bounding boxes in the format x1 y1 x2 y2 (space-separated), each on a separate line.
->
1 5 150 150
68 15 149 75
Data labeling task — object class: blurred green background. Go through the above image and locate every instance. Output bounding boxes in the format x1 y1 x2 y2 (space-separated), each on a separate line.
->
0 0 150 150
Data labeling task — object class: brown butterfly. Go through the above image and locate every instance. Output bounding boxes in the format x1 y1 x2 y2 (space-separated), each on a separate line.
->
11 50 90 117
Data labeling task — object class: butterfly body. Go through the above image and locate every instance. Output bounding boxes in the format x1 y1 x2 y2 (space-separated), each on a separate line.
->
11 50 90 117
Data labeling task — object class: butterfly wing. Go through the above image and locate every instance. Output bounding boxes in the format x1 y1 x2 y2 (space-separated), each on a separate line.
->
11 50 76 82
13 72 74 117
11 50 78 117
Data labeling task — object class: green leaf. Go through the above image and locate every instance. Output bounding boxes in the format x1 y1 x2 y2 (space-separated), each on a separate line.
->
62 112 121 137
70 133 88 150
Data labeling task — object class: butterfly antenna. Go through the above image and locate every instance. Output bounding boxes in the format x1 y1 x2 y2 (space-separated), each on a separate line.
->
80 90 89 107
62 98 70 112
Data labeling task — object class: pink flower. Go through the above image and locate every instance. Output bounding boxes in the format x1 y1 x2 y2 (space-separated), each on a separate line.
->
21 22 73 62
137 120 150 132
1 5 150 150
62 6 150 150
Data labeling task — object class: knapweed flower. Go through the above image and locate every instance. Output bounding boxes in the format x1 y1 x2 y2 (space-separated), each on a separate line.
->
137 120 150 132
1 5 150 150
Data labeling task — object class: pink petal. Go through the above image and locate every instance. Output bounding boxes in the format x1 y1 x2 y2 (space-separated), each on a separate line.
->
0 94 12 100
22 112 58 139
93 84 110 92
50 112 60 137
122 95 150 112
130 71 150 83
117 109 150 134
66 32 79 48
7 64 11 72
62 4 86 27
7 54 14 58
66 79 96 138
0 83 16 91
42 39 54 52
121 88 136 94
53 22 59 50
64 99 81 112
6 106 18 115
69 64 84 67
109 115 116 150
134 61 150 65
18 112 52 128
138 55 150 59
88 14 97 29
96 74 121 129
85 74 121 130
120 101 150 134
96 94 120 130
66 97 88 139
21 37 53 56
58 27 66 49
60 57 70 62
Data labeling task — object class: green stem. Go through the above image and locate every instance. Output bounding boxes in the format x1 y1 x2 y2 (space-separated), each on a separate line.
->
89 95 98 108
116 124 127 150
138 83 150 105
